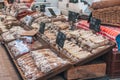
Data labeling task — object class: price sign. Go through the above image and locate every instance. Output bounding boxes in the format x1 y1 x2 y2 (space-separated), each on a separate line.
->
89 17 101 32
68 11 79 22
116 34 120 51
40 5 46 12
48 8 56 17
56 31 66 48
39 22 46 34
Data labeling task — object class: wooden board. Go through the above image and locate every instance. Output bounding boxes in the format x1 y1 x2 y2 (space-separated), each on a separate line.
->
66 62 106 80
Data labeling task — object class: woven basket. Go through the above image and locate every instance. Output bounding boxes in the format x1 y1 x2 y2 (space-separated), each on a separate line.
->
92 6 120 27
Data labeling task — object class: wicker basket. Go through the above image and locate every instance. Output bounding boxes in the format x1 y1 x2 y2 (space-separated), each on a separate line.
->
92 6 120 27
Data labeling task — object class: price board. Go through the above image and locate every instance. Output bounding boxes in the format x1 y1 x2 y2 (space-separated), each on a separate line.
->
56 31 66 48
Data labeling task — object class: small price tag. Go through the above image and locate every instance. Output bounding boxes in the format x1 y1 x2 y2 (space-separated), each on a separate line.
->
89 17 101 32
40 5 46 12
48 8 56 17
68 11 79 22
56 31 66 48
116 34 120 51
39 22 46 34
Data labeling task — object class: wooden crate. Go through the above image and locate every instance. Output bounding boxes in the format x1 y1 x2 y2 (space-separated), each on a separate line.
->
112 52 120 62
20 14 116 79
104 51 120 78
35 26 116 66
110 73 120 79
65 62 106 80
3 37 72 80
35 24 116 66
108 63 120 78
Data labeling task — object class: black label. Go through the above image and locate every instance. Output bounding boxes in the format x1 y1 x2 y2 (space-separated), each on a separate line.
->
39 22 46 34
56 31 66 48
40 5 46 12
48 8 56 17
89 17 101 32
68 11 79 22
